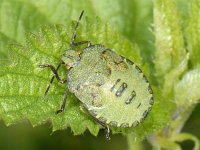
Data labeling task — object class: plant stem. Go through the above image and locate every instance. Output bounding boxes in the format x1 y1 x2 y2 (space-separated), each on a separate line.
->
127 134 144 150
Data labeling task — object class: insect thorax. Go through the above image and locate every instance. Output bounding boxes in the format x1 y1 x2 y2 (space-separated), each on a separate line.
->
67 45 110 92
62 49 81 68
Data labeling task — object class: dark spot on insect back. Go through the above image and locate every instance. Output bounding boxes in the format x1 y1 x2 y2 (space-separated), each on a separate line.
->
149 97 154 105
102 50 107 55
148 85 153 94
136 103 141 108
142 110 149 119
125 90 136 104
95 82 104 87
115 82 128 97
143 75 149 83
126 59 134 65
76 84 81 90
113 60 123 65
91 93 97 99
120 123 129 128
90 93 102 107
101 50 109 60
108 68 112 76
120 55 125 59
110 79 121 91
147 107 152 113
135 65 142 73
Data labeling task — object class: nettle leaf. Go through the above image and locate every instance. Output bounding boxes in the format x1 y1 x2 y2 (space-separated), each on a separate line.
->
0 0 51 64
0 0 96 61
0 17 146 136
0 0 50 43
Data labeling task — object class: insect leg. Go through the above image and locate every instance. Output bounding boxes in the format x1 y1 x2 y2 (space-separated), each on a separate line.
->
39 62 66 96
96 120 111 140
56 88 69 114
105 125 111 140
39 64 66 83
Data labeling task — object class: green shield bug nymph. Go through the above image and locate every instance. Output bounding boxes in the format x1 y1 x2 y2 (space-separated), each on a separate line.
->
39 11 153 139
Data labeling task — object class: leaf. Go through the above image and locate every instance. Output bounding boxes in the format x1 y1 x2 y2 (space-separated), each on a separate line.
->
153 0 187 82
0 33 13 61
0 0 51 63
153 0 189 108
186 0 200 66
162 53 189 97
0 0 96 60
175 67 200 107
0 0 50 42
0 17 143 136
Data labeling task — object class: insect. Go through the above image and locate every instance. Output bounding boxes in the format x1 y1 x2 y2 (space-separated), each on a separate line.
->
39 11 153 139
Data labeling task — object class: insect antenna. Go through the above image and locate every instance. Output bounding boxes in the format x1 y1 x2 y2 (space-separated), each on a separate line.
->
70 10 84 48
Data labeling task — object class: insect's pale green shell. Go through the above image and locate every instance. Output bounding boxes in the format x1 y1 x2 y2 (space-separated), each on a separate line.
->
67 45 153 127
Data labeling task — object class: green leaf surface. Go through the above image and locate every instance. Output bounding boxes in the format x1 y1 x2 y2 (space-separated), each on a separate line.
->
0 33 13 60
175 67 200 107
0 0 51 62
153 0 187 82
0 0 48 42
186 0 200 67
